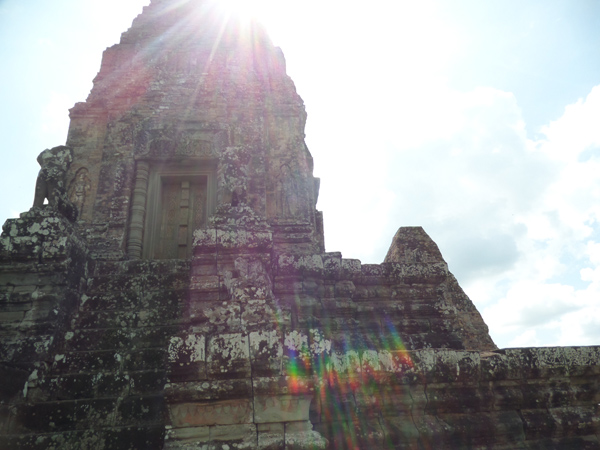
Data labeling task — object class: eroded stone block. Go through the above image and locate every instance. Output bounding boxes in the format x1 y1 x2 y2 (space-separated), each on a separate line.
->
169 400 253 428
253 394 311 424
207 333 250 378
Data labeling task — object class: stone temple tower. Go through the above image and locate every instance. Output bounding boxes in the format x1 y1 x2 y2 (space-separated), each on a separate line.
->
65 0 323 260
1 0 599 449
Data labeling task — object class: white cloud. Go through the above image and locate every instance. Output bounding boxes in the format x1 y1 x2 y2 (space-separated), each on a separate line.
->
539 85 600 162
585 241 600 266
313 78 600 349
474 85 600 347
508 329 541 348
41 91 72 137
483 281 577 330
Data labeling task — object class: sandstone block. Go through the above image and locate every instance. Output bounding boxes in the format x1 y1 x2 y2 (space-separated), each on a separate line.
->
165 379 252 403
209 423 257 448
117 395 164 426
250 329 283 376
258 422 285 450
253 394 312 424
164 425 210 446
169 400 253 427
207 333 250 378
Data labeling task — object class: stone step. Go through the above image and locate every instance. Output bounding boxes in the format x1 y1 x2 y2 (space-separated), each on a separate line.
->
73 309 182 330
79 291 140 312
92 260 190 277
33 369 167 403
15 398 118 433
0 333 55 364
79 288 187 314
403 332 465 350
11 395 165 434
0 426 165 450
64 327 178 352
86 272 191 295
51 348 167 375
39 373 126 401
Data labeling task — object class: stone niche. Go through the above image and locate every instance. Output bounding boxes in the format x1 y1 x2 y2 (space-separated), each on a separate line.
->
128 158 217 260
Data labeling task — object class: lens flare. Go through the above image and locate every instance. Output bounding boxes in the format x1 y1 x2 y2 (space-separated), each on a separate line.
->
282 318 414 448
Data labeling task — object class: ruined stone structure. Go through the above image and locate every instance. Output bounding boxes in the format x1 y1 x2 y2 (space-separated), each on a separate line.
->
1 0 599 448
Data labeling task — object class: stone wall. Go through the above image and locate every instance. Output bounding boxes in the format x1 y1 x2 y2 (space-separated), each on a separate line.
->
1 213 598 448
0 209 89 447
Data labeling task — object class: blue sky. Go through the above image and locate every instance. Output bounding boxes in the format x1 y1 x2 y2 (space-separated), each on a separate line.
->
1 0 600 348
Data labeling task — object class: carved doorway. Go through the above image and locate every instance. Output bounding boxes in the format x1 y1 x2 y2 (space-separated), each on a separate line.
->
138 162 216 260
152 177 207 259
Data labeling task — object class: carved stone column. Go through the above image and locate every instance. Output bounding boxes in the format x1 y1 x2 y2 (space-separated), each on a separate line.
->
127 161 150 259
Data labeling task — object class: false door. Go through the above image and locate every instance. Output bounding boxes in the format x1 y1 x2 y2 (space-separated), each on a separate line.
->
153 177 207 259
143 170 213 260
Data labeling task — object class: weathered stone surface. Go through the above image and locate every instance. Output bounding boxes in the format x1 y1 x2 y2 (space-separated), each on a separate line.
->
1 0 599 449
253 395 312 424
32 146 77 222
285 425 328 450
169 400 253 427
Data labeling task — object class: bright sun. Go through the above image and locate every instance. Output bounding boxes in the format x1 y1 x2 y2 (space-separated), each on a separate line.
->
217 0 275 21
211 0 286 45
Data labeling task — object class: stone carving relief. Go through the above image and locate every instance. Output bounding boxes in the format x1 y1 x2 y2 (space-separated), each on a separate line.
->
230 186 246 207
68 168 91 217
148 138 178 156
145 137 214 157
218 146 250 206
134 125 216 157
104 118 140 149
32 145 77 221
276 163 300 218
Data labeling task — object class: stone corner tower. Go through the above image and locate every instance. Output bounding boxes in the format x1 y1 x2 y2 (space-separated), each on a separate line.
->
1 1 599 449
